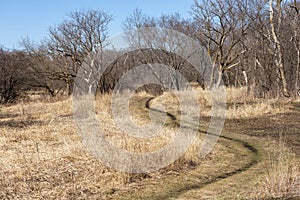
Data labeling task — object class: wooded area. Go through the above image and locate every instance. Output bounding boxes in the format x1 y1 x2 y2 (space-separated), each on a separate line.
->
0 0 299 103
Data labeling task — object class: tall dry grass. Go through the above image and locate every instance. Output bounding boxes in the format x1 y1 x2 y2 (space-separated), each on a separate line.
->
255 135 300 199
189 86 289 119
0 90 205 198
94 91 202 168
0 86 297 199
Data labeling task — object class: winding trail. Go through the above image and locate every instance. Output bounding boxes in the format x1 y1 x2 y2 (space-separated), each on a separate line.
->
142 97 260 199
115 97 300 199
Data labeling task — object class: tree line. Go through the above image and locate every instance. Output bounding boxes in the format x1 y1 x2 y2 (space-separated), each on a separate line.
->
0 0 299 103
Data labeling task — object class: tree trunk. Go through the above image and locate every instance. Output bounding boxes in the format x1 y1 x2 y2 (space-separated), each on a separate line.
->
276 47 290 97
66 81 73 96
293 33 300 96
209 57 218 89
296 47 300 96
216 68 223 88
269 0 290 97
242 70 250 95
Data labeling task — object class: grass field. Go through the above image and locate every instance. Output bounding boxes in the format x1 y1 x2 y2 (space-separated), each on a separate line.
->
0 88 299 199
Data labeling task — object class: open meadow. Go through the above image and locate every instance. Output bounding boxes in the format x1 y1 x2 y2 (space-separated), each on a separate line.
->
0 87 299 199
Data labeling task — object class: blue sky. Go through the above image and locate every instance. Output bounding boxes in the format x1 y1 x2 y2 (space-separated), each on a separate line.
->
0 0 195 50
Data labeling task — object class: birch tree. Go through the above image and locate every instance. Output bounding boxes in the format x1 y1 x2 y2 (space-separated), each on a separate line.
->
269 0 290 97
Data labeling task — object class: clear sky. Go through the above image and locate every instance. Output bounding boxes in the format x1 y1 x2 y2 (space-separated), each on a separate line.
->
0 0 195 50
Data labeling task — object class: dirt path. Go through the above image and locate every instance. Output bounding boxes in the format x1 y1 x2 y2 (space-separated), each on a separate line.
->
112 97 270 199
224 101 300 155
181 101 300 200
145 98 262 199
112 98 300 199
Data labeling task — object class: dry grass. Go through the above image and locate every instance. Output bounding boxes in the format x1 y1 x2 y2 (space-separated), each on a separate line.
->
0 91 203 199
0 98 125 198
225 101 288 119
0 87 298 199
187 87 289 119
255 135 300 199
93 91 203 167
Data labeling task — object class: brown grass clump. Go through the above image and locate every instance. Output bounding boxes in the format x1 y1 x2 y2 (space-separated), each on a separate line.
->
225 101 288 119
189 86 289 119
255 136 300 199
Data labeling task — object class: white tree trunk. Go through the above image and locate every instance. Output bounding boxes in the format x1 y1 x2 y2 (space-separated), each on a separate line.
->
269 0 290 97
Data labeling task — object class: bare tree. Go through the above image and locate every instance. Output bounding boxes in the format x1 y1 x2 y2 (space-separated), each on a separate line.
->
20 38 66 96
192 0 258 87
46 10 112 95
123 8 156 30
123 10 206 91
0 48 31 103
